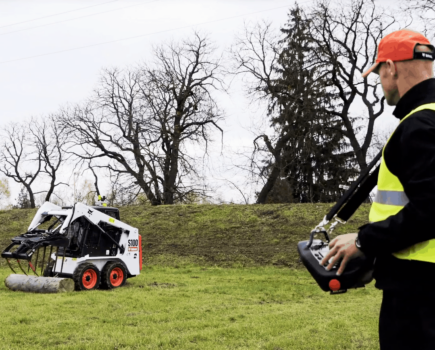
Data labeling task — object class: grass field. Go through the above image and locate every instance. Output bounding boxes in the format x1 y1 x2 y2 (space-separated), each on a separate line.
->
0 204 382 349
0 265 381 350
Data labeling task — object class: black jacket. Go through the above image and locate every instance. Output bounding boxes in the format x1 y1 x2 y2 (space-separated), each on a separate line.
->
358 78 435 291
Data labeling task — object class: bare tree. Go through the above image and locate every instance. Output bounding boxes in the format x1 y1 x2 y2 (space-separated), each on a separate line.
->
88 162 102 199
230 21 288 203
61 32 225 205
0 123 42 208
403 0 435 8
230 21 281 104
310 0 396 170
30 115 68 203
105 171 140 207
401 0 435 36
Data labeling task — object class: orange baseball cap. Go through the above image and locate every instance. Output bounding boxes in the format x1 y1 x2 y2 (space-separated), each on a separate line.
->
362 29 434 78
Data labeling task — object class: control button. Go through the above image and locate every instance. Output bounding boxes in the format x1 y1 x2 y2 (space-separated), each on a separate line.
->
329 279 341 291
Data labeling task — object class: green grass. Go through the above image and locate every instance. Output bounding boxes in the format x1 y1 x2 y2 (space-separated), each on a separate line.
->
0 204 380 349
0 265 381 350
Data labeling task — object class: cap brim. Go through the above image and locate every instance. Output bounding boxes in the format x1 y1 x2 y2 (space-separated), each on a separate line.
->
361 62 379 78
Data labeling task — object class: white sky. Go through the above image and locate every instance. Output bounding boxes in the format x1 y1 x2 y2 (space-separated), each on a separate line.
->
0 0 417 206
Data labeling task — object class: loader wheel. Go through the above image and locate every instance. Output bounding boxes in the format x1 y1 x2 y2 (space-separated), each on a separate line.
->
73 263 100 291
101 262 127 289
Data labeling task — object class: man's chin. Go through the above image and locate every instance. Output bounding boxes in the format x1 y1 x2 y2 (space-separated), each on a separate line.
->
386 96 398 106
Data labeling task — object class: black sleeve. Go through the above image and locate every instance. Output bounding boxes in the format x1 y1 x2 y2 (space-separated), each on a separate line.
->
357 111 435 257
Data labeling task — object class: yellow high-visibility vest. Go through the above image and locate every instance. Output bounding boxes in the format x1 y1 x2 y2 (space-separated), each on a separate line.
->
369 103 435 263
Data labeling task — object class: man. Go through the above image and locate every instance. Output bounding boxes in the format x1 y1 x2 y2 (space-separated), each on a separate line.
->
320 29 435 350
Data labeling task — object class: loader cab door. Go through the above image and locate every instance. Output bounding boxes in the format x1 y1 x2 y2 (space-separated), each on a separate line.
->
58 218 86 258
81 221 122 258
69 219 86 252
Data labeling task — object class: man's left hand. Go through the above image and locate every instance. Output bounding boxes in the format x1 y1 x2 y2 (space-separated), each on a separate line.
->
320 233 365 276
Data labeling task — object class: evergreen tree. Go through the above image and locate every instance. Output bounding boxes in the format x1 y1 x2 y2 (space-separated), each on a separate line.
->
14 186 32 209
259 6 357 203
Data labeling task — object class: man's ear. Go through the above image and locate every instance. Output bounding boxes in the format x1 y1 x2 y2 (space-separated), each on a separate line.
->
385 59 397 78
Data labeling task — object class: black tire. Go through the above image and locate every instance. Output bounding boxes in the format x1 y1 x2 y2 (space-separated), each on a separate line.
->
101 262 127 289
73 263 101 291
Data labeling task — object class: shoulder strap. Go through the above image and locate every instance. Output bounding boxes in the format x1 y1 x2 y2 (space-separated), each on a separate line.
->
336 165 379 221
325 149 382 222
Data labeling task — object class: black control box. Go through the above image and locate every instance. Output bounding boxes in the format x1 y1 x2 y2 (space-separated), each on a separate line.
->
297 231 375 294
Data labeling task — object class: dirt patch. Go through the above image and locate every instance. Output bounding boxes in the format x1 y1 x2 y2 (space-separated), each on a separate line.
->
147 282 177 288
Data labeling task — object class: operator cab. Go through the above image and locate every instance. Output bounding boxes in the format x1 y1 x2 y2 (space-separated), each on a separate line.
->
91 206 120 220
58 206 122 258
61 206 120 220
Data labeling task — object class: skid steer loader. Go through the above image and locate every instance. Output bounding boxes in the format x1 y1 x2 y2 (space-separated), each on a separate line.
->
1 201 142 291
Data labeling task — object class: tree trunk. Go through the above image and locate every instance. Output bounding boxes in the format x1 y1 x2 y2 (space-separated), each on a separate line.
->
165 127 181 205
256 162 281 204
45 175 56 202
137 178 161 205
24 183 36 208
5 274 74 293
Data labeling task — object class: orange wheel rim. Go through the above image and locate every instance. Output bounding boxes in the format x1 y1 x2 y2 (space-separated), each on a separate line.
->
110 267 124 287
82 269 97 289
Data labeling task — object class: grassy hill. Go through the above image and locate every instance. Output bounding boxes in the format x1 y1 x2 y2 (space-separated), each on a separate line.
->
0 203 371 269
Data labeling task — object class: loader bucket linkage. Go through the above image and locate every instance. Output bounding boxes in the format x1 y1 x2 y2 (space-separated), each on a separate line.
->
2 239 66 277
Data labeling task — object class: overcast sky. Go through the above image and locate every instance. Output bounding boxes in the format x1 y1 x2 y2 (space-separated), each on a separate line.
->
0 0 415 206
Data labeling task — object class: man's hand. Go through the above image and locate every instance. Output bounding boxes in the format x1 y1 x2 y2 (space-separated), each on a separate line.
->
320 233 365 276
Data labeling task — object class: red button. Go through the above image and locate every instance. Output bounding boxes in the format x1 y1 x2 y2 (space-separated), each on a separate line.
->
329 279 341 291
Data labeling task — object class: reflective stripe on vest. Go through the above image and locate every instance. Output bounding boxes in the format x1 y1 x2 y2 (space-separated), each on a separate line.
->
369 103 435 263
374 190 409 206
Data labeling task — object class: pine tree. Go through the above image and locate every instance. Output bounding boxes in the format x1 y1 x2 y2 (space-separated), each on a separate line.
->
14 186 32 209
260 6 357 203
